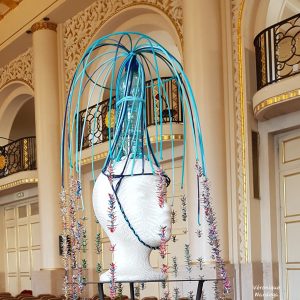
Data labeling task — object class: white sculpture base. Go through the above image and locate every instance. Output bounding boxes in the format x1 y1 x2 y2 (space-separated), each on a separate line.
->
99 240 166 282
93 158 171 281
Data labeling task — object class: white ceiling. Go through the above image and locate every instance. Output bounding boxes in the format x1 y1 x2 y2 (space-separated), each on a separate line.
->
0 0 95 68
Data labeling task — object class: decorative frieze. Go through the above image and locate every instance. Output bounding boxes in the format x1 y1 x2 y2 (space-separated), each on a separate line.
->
63 0 183 91
0 48 33 90
231 0 249 264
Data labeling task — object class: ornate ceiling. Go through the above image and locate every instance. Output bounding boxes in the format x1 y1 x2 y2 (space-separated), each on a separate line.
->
0 0 22 20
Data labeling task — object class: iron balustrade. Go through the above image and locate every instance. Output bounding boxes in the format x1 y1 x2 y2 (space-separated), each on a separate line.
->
78 77 183 150
0 137 37 179
254 13 300 90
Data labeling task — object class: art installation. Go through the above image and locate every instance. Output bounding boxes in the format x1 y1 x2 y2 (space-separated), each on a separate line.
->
60 32 230 299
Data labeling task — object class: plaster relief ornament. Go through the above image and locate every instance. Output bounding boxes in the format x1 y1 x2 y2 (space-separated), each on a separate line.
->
60 32 230 299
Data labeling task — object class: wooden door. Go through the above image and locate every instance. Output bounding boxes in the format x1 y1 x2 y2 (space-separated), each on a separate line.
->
4 199 40 295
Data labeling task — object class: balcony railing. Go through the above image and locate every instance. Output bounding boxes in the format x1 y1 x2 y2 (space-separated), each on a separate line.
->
254 13 300 90
78 77 183 150
0 137 37 179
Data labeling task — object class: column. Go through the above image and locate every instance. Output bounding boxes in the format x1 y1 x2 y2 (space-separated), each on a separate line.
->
183 0 229 262
31 21 63 294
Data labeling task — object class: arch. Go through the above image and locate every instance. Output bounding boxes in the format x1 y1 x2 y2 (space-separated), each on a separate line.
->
76 6 182 110
74 5 182 108
9 98 35 141
251 0 289 37
242 0 283 47
91 6 182 56
243 0 292 43
63 1 183 92
0 49 33 91
0 82 34 145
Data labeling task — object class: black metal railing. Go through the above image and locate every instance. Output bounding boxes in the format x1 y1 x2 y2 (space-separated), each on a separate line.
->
254 13 300 90
78 77 183 150
0 137 37 179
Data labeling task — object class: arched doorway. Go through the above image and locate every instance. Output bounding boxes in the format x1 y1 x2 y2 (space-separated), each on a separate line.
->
0 82 36 178
0 82 34 145
9 98 35 142
0 81 39 295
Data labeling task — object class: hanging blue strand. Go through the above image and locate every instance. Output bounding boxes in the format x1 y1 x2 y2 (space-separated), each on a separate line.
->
61 31 207 231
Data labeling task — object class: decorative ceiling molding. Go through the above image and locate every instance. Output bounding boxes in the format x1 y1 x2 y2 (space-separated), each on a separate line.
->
0 0 22 21
254 88 300 116
63 0 183 92
80 134 183 166
0 48 33 90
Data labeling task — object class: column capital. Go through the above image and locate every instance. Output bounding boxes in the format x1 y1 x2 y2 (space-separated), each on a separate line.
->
31 22 57 33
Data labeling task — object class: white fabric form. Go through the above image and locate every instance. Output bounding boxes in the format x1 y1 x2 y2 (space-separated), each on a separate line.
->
93 158 171 281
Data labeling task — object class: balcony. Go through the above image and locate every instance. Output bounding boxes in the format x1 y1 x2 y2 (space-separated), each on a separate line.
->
0 137 37 190
78 77 183 156
253 13 300 120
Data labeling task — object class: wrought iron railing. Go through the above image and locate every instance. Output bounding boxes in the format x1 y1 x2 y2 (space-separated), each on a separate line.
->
254 13 300 90
0 137 37 179
78 77 183 149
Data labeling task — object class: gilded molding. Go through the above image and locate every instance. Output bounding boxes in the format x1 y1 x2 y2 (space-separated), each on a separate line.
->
63 0 183 92
0 155 6 170
0 178 38 191
31 22 57 33
254 89 300 115
282 136 300 164
0 48 33 90
81 134 183 166
231 0 249 263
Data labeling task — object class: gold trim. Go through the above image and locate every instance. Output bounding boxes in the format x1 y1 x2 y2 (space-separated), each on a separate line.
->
0 155 6 170
283 172 300 218
23 139 28 169
286 268 300 300
237 0 248 263
254 89 300 115
81 151 108 166
285 220 300 264
282 136 300 164
260 36 266 86
149 134 183 143
105 109 115 128
80 134 183 165
0 178 38 191
31 22 57 33
286 268 289 300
